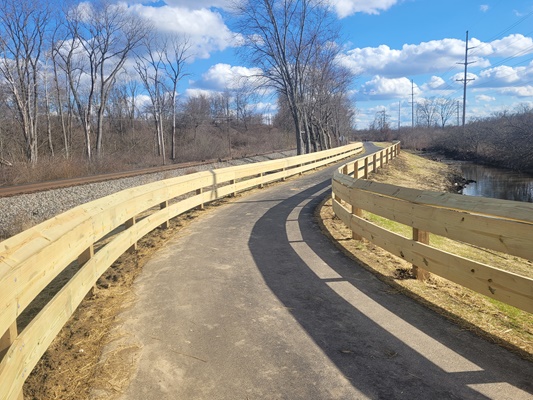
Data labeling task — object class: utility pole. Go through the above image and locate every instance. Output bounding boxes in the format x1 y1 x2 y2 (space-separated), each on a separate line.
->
410 79 415 128
456 100 460 126
456 31 476 127
398 101 401 130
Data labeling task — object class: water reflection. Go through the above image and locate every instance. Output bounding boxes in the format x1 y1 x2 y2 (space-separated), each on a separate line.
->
460 164 533 203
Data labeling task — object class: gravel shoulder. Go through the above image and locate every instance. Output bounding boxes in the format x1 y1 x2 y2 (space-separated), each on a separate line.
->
0 151 296 239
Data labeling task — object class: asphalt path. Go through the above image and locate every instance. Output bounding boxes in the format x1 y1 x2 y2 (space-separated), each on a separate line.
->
118 150 533 400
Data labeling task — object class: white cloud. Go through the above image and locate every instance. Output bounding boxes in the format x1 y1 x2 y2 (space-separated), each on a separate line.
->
501 86 533 97
480 5 489 12
489 34 533 57
128 0 231 8
474 62 533 89
421 76 454 92
191 63 263 91
184 88 216 98
359 76 414 99
328 0 399 18
476 94 495 102
129 4 236 59
339 38 489 78
480 65 521 85
339 34 533 78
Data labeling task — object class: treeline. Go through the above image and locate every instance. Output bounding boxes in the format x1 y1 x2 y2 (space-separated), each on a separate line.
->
0 0 356 177
234 0 356 155
0 84 296 184
359 104 533 172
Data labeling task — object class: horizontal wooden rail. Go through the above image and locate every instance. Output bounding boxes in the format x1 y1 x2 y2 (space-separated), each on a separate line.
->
332 142 533 315
0 143 363 400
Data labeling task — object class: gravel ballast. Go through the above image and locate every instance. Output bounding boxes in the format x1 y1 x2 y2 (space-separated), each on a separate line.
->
0 151 296 239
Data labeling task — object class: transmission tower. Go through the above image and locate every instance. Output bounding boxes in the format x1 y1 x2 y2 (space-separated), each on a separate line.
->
456 31 476 127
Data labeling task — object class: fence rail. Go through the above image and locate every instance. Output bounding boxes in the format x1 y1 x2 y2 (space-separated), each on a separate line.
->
0 142 363 400
332 142 533 315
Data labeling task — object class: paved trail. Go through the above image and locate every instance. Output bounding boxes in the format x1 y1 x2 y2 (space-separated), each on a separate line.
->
117 155 533 400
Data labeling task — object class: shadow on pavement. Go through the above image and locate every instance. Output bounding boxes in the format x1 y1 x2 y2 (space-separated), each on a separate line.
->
248 177 533 399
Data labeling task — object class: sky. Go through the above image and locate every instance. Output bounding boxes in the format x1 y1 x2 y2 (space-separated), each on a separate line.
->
123 0 533 129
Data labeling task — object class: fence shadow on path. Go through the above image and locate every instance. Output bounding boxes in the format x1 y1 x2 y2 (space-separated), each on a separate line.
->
248 178 533 399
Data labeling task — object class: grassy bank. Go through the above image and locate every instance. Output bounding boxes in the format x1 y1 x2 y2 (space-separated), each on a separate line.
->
319 150 533 361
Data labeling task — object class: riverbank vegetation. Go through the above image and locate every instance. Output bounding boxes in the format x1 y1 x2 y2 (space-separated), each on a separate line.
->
320 150 533 361
358 103 533 172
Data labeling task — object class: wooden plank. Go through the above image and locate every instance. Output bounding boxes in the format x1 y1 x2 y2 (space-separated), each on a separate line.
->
334 181 533 261
332 199 533 314
0 142 365 398
349 179 533 223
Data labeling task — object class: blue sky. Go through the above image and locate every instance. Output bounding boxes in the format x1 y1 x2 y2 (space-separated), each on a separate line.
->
123 0 533 128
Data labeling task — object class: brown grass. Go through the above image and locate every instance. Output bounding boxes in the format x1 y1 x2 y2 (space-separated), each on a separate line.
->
318 150 533 361
22 199 230 399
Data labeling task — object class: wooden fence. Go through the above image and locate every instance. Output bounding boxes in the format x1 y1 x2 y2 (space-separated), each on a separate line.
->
332 142 533 315
0 142 363 400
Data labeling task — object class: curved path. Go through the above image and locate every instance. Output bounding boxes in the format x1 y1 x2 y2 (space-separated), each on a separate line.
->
117 153 532 399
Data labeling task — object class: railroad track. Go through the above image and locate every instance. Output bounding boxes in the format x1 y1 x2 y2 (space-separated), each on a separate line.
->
0 151 294 198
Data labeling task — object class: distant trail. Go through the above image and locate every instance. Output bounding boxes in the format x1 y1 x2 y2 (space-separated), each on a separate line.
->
115 147 533 400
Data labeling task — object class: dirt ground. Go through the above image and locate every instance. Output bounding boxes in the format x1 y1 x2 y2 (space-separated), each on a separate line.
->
317 152 533 362
22 200 229 400
21 151 532 399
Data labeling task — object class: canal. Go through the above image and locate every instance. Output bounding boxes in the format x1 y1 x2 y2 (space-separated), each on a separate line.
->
459 163 533 203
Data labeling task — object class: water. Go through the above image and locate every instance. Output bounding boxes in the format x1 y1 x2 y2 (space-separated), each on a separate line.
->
459 163 533 203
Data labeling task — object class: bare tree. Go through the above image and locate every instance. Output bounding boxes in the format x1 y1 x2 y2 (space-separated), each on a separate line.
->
416 97 439 128
54 5 93 158
0 0 50 164
233 0 340 154
163 34 191 160
183 94 211 139
370 110 391 135
436 97 457 128
233 84 257 130
135 35 167 164
58 0 150 159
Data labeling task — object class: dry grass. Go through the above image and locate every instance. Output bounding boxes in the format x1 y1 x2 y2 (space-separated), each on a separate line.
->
319 150 533 361
22 199 230 399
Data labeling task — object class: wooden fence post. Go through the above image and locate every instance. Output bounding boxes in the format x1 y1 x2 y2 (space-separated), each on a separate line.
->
160 201 170 229
78 244 96 293
259 173 264 188
352 207 363 240
364 157 369 179
0 324 23 399
230 179 237 197
353 160 359 179
412 228 430 280
196 188 205 210
380 151 384 169
373 154 377 173
0 322 17 361
125 217 138 252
